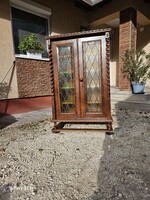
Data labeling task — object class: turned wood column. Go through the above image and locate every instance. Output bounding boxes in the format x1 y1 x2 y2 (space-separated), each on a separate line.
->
118 7 137 90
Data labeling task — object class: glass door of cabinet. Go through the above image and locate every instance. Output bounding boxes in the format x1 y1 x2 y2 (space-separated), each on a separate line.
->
78 36 105 118
52 39 80 119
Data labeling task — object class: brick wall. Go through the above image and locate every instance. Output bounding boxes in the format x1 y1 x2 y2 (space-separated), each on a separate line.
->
118 7 137 90
16 58 52 98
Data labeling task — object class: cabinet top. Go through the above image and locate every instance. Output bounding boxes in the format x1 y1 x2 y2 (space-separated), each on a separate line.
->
47 28 111 41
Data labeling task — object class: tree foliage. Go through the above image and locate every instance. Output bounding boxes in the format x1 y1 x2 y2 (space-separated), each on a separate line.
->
123 49 150 83
18 34 44 53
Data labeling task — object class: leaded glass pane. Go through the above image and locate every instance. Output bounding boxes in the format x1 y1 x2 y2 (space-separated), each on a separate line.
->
57 46 75 113
83 41 102 112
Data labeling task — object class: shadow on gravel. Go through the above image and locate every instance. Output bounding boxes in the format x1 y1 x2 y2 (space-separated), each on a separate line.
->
91 108 150 199
0 185 10 200
0 114 17 129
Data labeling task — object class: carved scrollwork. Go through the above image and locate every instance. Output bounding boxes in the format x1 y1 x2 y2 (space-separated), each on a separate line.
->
106 38 110 97
48 42 55 96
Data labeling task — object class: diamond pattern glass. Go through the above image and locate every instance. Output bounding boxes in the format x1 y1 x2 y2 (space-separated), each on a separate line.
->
57 46 75 113
83 41 102 112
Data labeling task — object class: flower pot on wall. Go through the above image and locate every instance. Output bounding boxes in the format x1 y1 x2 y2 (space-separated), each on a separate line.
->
122 49 150 93
27 51 42 59
18 34 44 59
131 82 145 94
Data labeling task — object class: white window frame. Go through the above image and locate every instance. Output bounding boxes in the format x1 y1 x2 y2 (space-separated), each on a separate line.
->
10 0 51 60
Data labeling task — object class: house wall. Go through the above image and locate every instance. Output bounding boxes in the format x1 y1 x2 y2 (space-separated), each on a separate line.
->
89 0 150 88
32 0 88 35
110 28 119 87
16 58 51 98
137 24 150 87
0 0 88 101
132 0 150 20
88 0 150 25
0 0 18 100
88 0 132 25
0 0 149 108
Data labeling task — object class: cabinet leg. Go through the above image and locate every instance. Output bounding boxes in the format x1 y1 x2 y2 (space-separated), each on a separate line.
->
52 122 65 133
52 122 60 133
106 123 113 135
53 122 57 130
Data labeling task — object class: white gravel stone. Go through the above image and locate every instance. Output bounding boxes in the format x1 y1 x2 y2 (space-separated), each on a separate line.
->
0 108 150 199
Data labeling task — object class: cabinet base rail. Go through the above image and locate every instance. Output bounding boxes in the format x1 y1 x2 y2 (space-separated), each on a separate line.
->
51 122 113 134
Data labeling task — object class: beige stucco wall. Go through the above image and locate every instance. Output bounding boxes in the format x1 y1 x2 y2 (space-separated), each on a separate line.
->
0 0 18 99
0 0 88 99
33 0 88 35
88 0 150 26
88 0 132 26
110 28 119 87
132 0 150 20
137 24 150 87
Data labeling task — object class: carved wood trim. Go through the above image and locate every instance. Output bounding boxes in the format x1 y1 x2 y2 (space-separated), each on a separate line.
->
106 38 111 110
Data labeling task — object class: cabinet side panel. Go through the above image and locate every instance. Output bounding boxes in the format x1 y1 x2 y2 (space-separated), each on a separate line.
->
101 37 112 117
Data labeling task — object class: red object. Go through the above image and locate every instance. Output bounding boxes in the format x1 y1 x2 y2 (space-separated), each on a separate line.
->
0 96 52 115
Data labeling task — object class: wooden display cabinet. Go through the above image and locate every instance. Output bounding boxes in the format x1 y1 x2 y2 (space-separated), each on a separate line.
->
48 29 113 133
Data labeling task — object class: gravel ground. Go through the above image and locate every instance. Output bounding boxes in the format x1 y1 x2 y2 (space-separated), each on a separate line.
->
0 108 150 200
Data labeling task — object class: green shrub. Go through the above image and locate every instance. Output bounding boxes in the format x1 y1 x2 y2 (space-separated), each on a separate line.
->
123 49 150 83
18 34 44 53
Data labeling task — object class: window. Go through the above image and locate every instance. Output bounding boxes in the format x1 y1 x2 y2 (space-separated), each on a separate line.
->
10 0 51 59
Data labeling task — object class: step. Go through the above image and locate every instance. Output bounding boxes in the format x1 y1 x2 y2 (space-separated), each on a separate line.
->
110 87 150 102
112 101 150 112
110 87 150 111
111 94 147 103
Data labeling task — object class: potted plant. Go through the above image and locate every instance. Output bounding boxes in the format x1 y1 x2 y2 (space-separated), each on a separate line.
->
122 49 150 94
18 33 44 58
